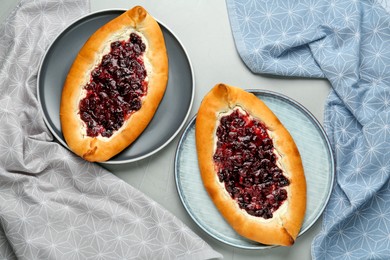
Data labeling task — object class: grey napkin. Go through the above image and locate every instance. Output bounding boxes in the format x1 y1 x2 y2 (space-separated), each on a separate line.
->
0 0 221 259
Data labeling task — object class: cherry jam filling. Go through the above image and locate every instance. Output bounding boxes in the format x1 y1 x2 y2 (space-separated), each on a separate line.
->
214 109 290 219
79 33 147 138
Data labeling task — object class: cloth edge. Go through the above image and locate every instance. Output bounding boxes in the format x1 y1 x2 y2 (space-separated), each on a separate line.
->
0 0 22 29
225 0 255 72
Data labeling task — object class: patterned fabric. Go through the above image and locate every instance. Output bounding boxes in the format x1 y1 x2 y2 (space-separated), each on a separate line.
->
0 1 221 259
226 0 390 259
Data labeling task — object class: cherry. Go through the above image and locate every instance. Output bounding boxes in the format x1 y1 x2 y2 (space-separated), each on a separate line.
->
79 33 147 138
214 109 290 219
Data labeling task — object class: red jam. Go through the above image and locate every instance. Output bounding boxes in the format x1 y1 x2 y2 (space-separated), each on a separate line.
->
79 33 147 138
214 109 289 219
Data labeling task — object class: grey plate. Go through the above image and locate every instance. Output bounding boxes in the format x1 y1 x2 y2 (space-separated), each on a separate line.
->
37 9 194 164
174 90 335 249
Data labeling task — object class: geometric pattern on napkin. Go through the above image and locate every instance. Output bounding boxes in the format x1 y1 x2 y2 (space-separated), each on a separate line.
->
226 0 390 258
0 1 221 259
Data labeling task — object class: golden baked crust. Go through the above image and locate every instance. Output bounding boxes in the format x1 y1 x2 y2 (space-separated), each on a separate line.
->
60 6 168 162
195 83 306 246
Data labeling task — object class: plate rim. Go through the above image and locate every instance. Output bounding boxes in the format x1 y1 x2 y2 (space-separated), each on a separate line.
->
174 89 335 249
37 8 195 165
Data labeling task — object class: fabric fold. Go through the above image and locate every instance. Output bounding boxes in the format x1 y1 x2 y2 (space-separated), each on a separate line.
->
0 0 221 259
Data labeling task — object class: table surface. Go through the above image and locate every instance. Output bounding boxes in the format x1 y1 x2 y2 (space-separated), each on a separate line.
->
0 0 332 259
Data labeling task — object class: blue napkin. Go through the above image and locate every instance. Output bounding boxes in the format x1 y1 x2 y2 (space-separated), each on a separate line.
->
227 0 390 258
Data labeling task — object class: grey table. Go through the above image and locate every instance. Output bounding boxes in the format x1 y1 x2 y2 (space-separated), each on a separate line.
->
0 0 331 259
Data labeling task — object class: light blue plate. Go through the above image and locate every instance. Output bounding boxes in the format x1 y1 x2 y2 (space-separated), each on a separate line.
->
174 90 335 249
